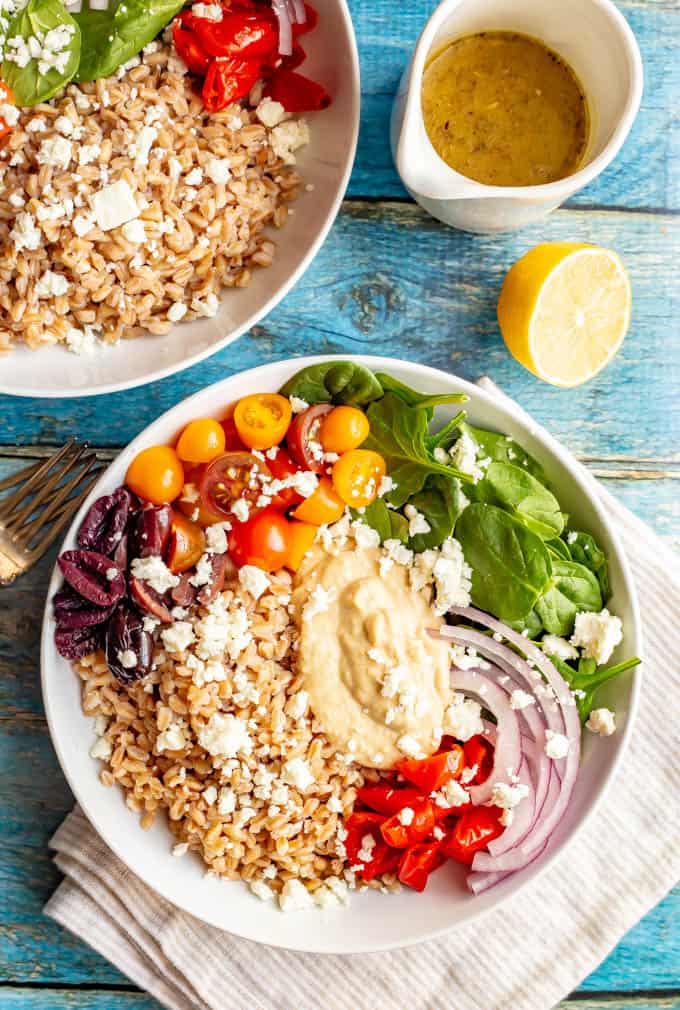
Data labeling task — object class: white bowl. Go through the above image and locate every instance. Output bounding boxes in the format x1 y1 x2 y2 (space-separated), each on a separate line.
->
41 355 641 952
1 3 359 399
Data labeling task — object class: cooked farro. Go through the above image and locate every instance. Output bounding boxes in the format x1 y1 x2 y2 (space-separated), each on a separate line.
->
0 45 307 353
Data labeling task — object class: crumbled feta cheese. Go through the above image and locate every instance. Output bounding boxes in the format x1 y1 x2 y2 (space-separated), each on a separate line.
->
34 270 69 298
250 879 275 902
302 583 335 620
191 2 222 18
188 553 214 588
90 737 112 761
10 212 41 251
202 785 217 805
205 521 231 554
73 212 95 237
116 649 137 669
542 634 579 661
121 218 146 243
586 707 616 737
443 692 483 741
197 713 252 758
217 786 236 814
449 430 483 481
431 538 472 614
327 795 343 814
382 538 413 567
281 756 314 792
270 118 310 165
161 621 195 655
490 781 529 827
194 597 251 661
357 833 376 863
90 179 139 232
396 734 424 758
205 156 231 184
0 103 19 127
289 396 309 413
278 878 314 912
404 503 431 537
65 326 98 355
351 519 381 550
286 690 309 720
37 135 72 170
256 97 286 128
510 689 536 710
398 806 414 826
544 730 570 760
130 555 180 594
231 497 250 522
571 609 623 666
434 778 470 808
156 720 187 753
172 842 189 857
238 564 270 600
167 301 187 322
433 447 449 463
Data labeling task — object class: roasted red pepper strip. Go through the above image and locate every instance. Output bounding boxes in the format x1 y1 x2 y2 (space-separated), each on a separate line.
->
172 22 212 74
356 783 427 817
292 3 318 34
462 734 494 785
380 798 435 849
344 810 384 863
398 842 446 892
191 12 278 59
397 747 464 793
264 68 330 112
441 807 505 866
202 57 262 112
358 840 401 882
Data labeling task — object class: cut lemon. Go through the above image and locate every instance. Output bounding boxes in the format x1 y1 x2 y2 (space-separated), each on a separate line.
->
497 243 632 387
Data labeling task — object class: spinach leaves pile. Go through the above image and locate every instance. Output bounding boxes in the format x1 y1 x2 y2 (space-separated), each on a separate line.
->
281 360 612 641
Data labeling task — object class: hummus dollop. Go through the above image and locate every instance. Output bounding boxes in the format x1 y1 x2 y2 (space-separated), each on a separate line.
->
291 545 451 769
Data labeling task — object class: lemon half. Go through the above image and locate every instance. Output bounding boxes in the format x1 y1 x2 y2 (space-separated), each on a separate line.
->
497 243 632 387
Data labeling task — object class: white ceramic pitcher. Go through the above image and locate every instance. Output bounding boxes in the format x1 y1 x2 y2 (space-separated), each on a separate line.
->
391 0 643 233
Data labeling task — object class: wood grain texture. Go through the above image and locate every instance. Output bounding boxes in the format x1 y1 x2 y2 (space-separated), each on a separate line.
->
345 0 680 207
0 204 678 457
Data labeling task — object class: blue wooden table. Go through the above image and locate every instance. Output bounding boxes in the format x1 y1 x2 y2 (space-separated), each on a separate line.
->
0 1 678 1007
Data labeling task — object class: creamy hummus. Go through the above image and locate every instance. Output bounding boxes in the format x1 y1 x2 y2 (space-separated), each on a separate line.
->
291 546 451 769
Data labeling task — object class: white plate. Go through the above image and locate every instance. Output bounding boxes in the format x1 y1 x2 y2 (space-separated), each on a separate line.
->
2 3 359 398
41 356 641 952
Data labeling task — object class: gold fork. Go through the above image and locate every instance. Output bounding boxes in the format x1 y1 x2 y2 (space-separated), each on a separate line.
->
0 441 106 585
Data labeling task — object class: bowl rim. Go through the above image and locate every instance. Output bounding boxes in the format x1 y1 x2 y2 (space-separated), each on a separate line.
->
0 2 360 400
40 354 642 952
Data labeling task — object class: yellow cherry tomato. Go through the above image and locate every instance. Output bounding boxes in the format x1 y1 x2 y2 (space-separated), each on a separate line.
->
176 418 226 464
126 446 184 505
285 520 318 572
233 393 293 450
293 477 345 525
331 449 386 508
319 406 370 454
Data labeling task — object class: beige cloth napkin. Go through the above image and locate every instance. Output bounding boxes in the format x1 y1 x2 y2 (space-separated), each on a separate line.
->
45 378 680 1010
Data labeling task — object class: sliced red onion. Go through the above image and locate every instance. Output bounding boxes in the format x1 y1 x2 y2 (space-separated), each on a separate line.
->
467 836 550 895
450 668 522 805
272 0 293 54
484 756 534 856
287 0 306 23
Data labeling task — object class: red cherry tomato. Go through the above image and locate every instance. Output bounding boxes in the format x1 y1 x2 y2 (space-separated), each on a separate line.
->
380 798 435 849
266 446 304 511
398 842 446 892
462 735 494 785
397 748 464 794
286 403 333 472
441 807 505 866
227 508 292 571
198 451 272 520
356 783 427 817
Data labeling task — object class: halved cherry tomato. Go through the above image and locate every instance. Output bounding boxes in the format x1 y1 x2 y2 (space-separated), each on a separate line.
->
397 748 464 793
0 81 16 140
331 449 386 508
172 19 211 73
264 68 331 112
356 783 427 817
220 416 247 451
176 467 227 527
126 446 184 505
286 403 333 472
398 842 445 892
203 57 261 112
191 12 277 59
198 451 272 519
227 508 291 571
233 393 293 451
380 798 435 849
441 807 505 866
293 476 344 525
176 418 226 464
285 520 317 571
166 512 207 574
266 446 304 511
462 734 494 785
318 405 369 454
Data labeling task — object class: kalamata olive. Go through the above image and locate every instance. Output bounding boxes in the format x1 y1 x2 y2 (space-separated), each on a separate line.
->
129 505 172 560
129 576 173 623
170 573 197 608
105 603 153 685
77 488 135 557
53 586 114 630
197 553 235 605
55 625 101 660
111 531 128 570
58 550 126 607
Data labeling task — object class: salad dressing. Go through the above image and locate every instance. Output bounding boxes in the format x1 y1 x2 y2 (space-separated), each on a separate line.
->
421 31 589 188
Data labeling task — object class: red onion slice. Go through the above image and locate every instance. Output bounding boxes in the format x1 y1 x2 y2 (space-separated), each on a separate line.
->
287 0 306 23
271 0 293 54
467 836 550 895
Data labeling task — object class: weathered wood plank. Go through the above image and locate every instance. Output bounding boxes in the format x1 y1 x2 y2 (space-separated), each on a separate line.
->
0 204 677 458
345 1 680 207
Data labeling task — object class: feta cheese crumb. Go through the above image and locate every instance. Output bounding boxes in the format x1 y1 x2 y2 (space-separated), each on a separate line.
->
161 621 195 655
404 504 431 537
278 878 314 912
302 583 335 620
156 720 187 753
490 781 530 827
205 156 231 184
443 692 483 741
90 737 112 761
238 564 270 600
191 2 222 18
130 555 179 594
34 270 69 298
544 730 570 760
90 179 139 232
10 212 41 251
231 498 250 523
281 756 315 792
396 734 424 759
510 689 536 711
217 786 236 814
586 707 616 737
168 301 187 322
289 395 309 413
542 634 579 661
256 97 286 128
197 713 252 758
250 879 275 902
571 609 623 666
116 649 137 669
398 807 414 826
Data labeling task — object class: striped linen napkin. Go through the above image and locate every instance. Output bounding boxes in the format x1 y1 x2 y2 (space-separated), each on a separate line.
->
45 378 680 1010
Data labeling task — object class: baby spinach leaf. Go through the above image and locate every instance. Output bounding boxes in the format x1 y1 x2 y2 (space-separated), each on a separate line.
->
364 393 474 508
408 474 467 552
459 422 546 483
547 538 572 561
507 608 543 639
535 559 603 636
565 530 610 600
455 503 552 622
425 410 467 453
1 0 81 106
278 361 383 407
476 461 565 541
552 654 641 722
74 0 183 82
373 372 467 416
350 500 409 545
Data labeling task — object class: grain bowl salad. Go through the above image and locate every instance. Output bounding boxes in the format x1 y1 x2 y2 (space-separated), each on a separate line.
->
0 0 329 353
51 361 640 909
